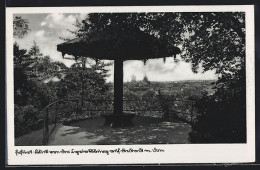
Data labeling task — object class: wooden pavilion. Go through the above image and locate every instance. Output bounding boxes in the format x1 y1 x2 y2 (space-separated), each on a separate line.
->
57 26 181 127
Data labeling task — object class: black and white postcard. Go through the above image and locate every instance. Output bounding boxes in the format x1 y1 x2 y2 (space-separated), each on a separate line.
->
6 5 255 165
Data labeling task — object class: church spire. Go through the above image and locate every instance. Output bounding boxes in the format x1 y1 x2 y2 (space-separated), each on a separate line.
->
143 74 149 83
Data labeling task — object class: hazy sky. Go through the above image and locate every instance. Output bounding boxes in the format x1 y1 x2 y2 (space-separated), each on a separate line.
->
14 13 218 82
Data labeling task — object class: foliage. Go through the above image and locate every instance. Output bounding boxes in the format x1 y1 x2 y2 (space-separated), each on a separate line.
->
190 82 246 143
142 90 156 100
13 69 52 109
13 32 67 137
76 12 244 72
33 55 67 81
12 14 113 136
79 13 246 142
13 16 30 38
56 58 112 115
14 54 55 136
183 13 246 143
13 16 68 137
13 43 34 106
14 65 33 106
13 42 61 108
62 19 114 111
14 105 43 137
124 91 140 101
72 13 183 60
189 62 246 143
180 12 245 74
13 42 31 66
28 41 43 58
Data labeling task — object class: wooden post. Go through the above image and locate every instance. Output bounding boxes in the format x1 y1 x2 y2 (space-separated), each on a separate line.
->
191 102 194 124
81 72 84 110
46 108 49 144
55 102 57 127
114 59 123 115
42 112 46 145
81 59 86 112
76 101 79 120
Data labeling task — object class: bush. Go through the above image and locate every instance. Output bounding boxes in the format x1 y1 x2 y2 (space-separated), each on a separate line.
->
14 105 43 137
189 91 246 143
189 63 246 143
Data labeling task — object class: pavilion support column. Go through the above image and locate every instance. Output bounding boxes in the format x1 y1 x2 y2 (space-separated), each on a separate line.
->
114 59 123 115
103 58 134 127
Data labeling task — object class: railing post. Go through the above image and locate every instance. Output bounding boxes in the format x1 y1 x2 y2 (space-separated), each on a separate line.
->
46 107 49 144
42 111 46 145
55 102 58 127
103 101 105 115
76 100 79 120
191 102 194 124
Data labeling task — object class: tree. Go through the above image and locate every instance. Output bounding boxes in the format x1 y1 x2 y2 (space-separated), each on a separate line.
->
13 16 63 137
13 42 30 66
78 13 244 80
178 13 246 143
56 57 112 113
13 44 51 108
67 13 246 142
180 12 245 74
13 17 33 83
33 55 67 81
76 13 244 74
13 18 64 133
28 41 43 58
13 43 32 105
13 16 30 38
26 41 67 83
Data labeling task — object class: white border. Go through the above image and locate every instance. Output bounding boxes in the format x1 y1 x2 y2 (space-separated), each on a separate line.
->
6 5 255 165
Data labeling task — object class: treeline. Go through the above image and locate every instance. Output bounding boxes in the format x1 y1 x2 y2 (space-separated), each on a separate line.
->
14 41 111 137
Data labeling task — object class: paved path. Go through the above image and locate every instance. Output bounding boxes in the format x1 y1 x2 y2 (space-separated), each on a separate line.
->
48 117 192 145
48 125 107 145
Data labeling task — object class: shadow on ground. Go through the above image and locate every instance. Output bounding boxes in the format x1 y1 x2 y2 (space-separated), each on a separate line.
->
48 116 191 145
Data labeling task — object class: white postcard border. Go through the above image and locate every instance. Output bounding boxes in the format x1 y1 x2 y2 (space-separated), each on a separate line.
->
6 5 255 165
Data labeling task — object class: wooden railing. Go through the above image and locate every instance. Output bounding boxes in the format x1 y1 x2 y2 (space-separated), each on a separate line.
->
42 99 79 145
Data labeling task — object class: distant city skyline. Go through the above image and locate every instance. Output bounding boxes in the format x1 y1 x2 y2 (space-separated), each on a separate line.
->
14 13 218 82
